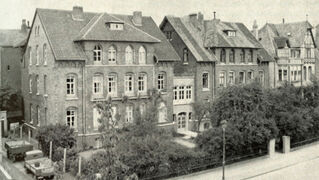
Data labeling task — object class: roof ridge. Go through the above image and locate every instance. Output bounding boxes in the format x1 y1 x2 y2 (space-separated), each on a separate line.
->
108 13 161 43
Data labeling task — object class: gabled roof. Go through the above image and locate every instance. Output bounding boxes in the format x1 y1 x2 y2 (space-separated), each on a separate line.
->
75 13 160 43
259 21 314 58
34 8 179 61
0 29 28 47
204 20 263 48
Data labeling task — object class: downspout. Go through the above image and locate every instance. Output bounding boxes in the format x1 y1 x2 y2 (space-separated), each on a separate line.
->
81 63 86 145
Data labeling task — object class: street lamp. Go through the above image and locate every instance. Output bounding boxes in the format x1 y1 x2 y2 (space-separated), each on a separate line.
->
221 120 227 180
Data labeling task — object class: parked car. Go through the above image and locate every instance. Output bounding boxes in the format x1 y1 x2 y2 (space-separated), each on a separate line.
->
24 150 55 180
5 140 33 161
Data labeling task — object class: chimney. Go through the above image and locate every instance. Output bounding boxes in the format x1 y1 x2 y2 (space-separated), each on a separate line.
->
132 11 142 26
253 20 258 40
198 12 204 24
189 13 198 27
213 12 216 19
282 18 285 24
72 6 84 21
27 21 30 28
21 19 27 33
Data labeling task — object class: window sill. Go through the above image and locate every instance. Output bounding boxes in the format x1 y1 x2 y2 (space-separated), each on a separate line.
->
36 93 40 96
44 94 48 97
202 88 210 92
66 96 79 101
183 62 189 65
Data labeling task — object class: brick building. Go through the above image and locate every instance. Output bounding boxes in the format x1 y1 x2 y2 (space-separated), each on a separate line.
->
22 7 180 147
258 20 317 87
160 13 273 132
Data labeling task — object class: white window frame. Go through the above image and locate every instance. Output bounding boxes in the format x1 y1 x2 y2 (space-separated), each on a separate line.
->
125 105 133 123
125 46 133 64
219 72 226 87
110 23 124 30
138 73 147 93
66 108 77 129
66 75 76 96
173 86 178 100
29 76 32 93
138 46 146 64
93 75 103 96
93 45 102 62
108 46 117 63
202 72 209 90
186 86 192 99
36 75 40 95
179 86 185 99
248 71 254 81
108 74 117 97
157 73 165 90
125 74 134 95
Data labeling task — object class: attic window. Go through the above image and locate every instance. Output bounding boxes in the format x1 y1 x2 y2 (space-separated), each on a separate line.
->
108 23 124 30
227 31 236 37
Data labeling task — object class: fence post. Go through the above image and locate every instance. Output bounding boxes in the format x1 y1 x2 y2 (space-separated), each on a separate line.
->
268 139 276 157
63 148 66 173
49 141 52 160
20 126 23 139
78 156 82 176
282 136 290 153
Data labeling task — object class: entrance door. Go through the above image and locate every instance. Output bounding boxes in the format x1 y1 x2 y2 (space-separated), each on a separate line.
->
177 112 186 130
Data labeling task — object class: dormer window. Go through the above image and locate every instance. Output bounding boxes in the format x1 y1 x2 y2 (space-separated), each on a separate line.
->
108 23 124 30
228 31 236 37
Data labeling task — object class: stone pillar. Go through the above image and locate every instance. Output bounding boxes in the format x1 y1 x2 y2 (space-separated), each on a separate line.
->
282 136 290 153
268 139 276 157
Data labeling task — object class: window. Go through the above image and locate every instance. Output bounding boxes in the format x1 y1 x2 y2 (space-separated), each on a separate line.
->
29 75 32 93
93 45 102 62
30 104 33 124
220 49 226 63
291 49 300 58
93 107 102 130
283 70 288 81
125 74 134 95
239 72 245 84
183 48 189 64
93 74 103 95
279 69 283 81
66 108 76 129
306 48 311 59
228 31 236 36
158 102 167 123
110 23 124 30
36 75 39 95
309 66 312 80
139 103 145 115
157 73 165 90
37 106 40 126
36 45 39 65
66 75 76 96
125 46 133 64
138 46 146 64
188 112 192 120
248 50 253 63
29 47 32 66
138 73 147 93
240 49 245 63
247 71 254 81
186 86 192 99
179 86 185 99
125 105 133 123
303 66 307 81
229 71 235 84
219 72 226 87
173 86 178 100
44 75 47 95
165 31 172 40
108 46 116 63
204 122 210 130
108 74 117 97
202 72 209 90
43 44 47 65
229 49 235 63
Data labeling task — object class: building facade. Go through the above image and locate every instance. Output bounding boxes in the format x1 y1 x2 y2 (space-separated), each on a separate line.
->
258 20 317 87
160 13 273 132
21 7 180 147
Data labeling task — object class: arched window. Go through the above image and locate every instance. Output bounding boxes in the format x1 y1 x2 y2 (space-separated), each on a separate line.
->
220 49 226 63
36 75 39 95
108 73 117 97
125 73 134 95
66 107 77 129
66 74 77 96
93 74 103 96
229 49 235 63
240 49 245 63
158 102 167 123
304 66 307 81
43 44 47 65
138 46 146 64
125 104 134 123
202 72 209 90
29 75 32 93
108 45 116 63
138 73 147 93
177 112 186 129
125 46 133 64
29 47 32 66
309 66 312 81
36 45 39 65
93 45 102 62
183 48 189 63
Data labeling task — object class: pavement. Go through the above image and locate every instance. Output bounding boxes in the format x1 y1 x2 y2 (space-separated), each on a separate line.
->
169 142 319 180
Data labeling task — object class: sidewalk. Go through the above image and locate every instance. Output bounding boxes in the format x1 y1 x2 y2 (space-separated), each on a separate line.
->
169 142 319 180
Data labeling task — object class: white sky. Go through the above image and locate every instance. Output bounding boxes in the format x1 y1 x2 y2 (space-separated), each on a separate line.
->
1 0 319 30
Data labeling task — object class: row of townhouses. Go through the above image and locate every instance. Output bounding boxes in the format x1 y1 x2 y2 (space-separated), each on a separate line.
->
1 6 318 148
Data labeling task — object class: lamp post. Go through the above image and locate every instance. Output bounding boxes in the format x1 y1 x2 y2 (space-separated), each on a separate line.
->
221 120 227 180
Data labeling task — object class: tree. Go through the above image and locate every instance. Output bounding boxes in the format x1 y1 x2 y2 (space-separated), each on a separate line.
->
35 124 76 161
0 85 21 111
193 100 211 132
